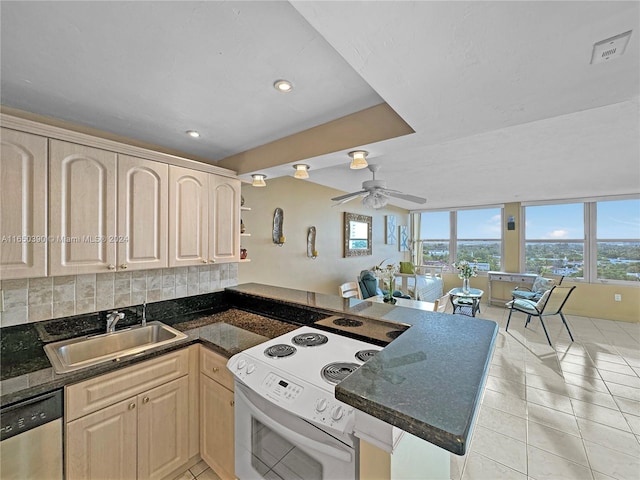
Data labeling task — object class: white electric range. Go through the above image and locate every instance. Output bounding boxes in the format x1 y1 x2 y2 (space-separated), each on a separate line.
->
228 326 385 480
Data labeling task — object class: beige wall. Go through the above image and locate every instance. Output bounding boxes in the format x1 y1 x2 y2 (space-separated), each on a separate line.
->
238 176 410 295
240 184 639 323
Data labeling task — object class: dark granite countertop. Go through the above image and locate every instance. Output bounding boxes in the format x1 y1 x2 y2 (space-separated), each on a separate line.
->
226 283 498 455
0 308 298 407
1 283 497 456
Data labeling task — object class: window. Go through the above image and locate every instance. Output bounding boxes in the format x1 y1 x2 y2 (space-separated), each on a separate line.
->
456 208 502 272
418 211 450 268
524 203 584 278
523 197 640 284
418 208 502 272
595 199 640 282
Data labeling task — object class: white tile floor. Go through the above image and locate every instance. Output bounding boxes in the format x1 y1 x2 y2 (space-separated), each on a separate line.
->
175 305 640 480
452 304 640 480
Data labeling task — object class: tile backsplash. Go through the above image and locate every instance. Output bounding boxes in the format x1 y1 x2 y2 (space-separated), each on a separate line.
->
0 263 238 327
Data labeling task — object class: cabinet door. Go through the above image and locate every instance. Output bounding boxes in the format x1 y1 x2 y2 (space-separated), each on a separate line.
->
169 166 209 267
66 397 138 480
138 376 189 480
200 374 235 480
49 140 117 275
0 129 48 279
117 154 168 271
209 175 240 264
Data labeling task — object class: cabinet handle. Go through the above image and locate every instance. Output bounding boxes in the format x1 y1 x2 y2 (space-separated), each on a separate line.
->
212 367 219 373
120 264 128 269
142 396 150 404
230 400 235 407
107 264 116 270
128 403 136 410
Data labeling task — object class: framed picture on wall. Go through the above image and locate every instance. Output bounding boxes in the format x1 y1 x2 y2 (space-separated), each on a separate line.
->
399 225 409 251
385 215 396 244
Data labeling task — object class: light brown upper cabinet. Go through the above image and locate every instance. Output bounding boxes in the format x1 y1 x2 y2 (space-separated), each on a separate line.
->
49 140 118 276
49 141 170 276
169 166 209 267
0 128 48 279
117 155 168 272
169 166 240 267
209 176 241 264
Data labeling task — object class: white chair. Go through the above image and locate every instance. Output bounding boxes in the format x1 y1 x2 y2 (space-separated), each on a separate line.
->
433 293 451 313
339 282 362 299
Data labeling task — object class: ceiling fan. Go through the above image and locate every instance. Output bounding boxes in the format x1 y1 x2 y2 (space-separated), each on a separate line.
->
331 164 427 209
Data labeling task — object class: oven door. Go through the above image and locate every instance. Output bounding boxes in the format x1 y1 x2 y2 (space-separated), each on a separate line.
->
234 381 357 480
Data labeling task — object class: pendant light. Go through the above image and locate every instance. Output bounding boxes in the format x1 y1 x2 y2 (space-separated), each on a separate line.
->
293 164 310 179
349 150 368 170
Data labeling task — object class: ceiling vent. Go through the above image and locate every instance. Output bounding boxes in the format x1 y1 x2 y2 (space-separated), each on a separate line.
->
591 30 632 64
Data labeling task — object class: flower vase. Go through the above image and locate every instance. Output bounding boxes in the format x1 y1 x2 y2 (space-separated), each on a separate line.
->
383 293 397 305
462 277 470 294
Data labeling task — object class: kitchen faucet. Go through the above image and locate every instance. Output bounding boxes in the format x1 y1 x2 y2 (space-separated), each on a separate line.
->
106 311 125 333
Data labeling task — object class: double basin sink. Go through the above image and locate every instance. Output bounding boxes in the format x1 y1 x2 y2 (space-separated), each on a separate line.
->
44 321 188 374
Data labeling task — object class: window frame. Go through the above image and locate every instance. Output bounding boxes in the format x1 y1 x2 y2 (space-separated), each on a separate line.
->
521 195 640 286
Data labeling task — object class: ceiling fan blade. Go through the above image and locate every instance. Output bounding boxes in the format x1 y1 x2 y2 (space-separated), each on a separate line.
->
387 191 427 204
332 196 360 206
331 190 367 202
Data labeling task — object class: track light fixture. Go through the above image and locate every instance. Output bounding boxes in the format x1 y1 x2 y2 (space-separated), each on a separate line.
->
293 164 310 179
251 174 267 187
348 150 369 170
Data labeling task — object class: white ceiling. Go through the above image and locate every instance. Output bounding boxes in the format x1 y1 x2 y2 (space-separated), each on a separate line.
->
2 1 638 210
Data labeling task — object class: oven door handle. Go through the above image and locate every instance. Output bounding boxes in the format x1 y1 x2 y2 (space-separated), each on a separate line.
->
236 386 352 463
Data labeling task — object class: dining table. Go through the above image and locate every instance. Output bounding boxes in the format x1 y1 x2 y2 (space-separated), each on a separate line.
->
366 295 436 311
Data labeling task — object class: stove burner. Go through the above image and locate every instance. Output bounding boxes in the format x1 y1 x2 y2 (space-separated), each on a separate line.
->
292 332 328 347
332 318 363 327
386 330 404 340
264 344 297 359
355 349 378 362
321 362 361 385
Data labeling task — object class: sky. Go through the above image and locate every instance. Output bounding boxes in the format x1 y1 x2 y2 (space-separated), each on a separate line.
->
420 199 640 240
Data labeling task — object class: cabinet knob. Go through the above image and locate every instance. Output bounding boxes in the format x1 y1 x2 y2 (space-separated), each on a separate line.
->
202 259 208 264
212 367 219 373
120 264 128 269
142 396 150 404
107 264 116 270
230 400 235 407
128 403 136 410
209 259 216 264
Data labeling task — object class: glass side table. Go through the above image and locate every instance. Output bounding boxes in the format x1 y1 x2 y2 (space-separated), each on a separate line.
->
448 288 484 317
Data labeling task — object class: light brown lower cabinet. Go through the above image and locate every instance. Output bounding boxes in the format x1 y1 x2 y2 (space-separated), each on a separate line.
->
200 347 236 480
65 348 192 480
66 376 189 480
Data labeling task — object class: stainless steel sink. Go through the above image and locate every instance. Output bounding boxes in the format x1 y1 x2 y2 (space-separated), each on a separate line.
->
44 321 188 374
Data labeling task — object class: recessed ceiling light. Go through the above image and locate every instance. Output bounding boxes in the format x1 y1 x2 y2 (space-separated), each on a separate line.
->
273 80 293 93
186 130 200 138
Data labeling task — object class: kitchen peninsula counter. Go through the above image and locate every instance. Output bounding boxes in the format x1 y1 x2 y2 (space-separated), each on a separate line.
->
2 283 497 456
226 283 499 455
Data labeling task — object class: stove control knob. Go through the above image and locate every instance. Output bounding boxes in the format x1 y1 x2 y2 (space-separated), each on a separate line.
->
331 405 344 421
315 398 328 412
246 363 255 374
237 359 246 370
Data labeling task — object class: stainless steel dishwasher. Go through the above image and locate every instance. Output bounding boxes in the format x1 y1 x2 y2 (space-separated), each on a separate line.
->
0 390 63 480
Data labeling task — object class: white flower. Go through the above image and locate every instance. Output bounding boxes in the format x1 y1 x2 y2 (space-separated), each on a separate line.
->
454 260 478 279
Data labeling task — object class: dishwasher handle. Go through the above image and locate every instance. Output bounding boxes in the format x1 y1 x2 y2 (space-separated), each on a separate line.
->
1 390 63 441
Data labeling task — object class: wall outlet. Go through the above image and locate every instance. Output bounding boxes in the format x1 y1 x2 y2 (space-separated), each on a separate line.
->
614 294 622 302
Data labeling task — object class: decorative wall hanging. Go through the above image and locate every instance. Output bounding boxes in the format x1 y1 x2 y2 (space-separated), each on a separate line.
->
399 225 409 252
344 212 372 257
385 215 397 244
273 208 285 246
307 226 318 259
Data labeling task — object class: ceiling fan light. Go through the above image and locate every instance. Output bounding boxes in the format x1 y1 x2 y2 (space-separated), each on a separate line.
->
349 150 368 170
362 192 388 209
293 164 310 179
251 174 267 187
